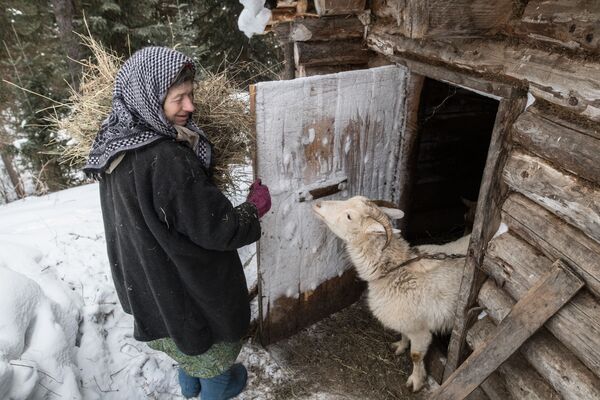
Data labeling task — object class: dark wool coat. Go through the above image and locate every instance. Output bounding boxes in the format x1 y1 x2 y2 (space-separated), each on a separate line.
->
99 139 261 355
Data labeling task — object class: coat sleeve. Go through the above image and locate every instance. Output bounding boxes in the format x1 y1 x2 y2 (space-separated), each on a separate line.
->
150 141 261 251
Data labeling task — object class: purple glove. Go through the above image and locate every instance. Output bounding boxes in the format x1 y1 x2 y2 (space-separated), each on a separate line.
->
247 179 271 218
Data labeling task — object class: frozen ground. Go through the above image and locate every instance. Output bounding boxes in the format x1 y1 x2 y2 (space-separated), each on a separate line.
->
0 182 432 399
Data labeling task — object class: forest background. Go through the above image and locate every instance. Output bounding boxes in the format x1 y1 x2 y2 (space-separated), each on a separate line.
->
0 0 281 203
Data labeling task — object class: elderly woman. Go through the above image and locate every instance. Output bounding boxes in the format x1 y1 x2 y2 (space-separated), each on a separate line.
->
84 47 271 399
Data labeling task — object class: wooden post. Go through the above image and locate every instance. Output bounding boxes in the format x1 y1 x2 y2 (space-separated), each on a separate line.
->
431 260 584 400
443 96 527 379
396 73 425 232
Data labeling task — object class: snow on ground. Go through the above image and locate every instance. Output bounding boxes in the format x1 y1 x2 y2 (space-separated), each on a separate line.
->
0 182 283 399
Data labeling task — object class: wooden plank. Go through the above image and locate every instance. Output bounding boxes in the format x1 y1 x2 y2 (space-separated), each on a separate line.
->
502 194 600 298
482 232 600 376
368 25 600 121
294 40 370 67
478 279 600 400
443 96 527 379
432 260 584 400
504 150 600 243
390 55 520 99
467 316 561 400
510 0 600 53
289 17 364 41
512 110 600 185
314 0 366 16
254 66 409 343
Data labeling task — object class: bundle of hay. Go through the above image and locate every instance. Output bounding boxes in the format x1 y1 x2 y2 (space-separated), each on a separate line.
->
57 34 256 196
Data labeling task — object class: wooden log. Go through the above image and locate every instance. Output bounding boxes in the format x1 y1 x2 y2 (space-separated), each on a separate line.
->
367 25 600 121
432 260 584 400
502 194 600 298
314 0 366 16
512 110 600 185
479 372 513 400
478 280 600 400
510 0 600 53
503 150 600 243
371 0 513 39
386 55 520 99
294 40 370 67
467 316 561 400
482 232 600 377
443 96 527 379
289 17 364 41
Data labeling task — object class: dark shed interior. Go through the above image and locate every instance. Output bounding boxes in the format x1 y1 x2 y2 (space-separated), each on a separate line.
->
405 78 499 245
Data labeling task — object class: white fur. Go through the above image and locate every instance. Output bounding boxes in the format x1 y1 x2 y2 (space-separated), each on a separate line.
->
313 196 469 392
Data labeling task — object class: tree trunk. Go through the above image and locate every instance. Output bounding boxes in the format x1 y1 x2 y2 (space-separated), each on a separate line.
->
0 150 25 199
50 0 81 89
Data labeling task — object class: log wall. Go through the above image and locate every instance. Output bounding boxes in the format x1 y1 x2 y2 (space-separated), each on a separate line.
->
267 1 600 397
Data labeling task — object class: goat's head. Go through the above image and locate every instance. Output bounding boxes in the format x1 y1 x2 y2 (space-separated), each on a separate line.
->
312 196 405 248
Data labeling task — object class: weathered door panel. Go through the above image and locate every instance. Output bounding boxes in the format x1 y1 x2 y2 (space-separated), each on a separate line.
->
254 65 408 343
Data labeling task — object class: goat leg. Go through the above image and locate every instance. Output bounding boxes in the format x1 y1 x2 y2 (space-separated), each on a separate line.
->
391 334 410 354
405 331 431 392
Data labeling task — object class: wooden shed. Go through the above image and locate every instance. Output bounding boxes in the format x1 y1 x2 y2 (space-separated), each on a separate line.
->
249 1 600 398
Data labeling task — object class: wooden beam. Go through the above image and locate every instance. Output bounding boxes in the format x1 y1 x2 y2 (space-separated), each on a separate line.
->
443 96 527 379
432 260 584 400
467 316 561 400
478 279 600 400
386 55 521 99
512 110 600 185
294 40 370 67
371 0 514 39
289 17 364 41
314 0 366 16
396 73 425 232
367 24 600 121
510 0 600 54
482 232 600 377
502 194 600 298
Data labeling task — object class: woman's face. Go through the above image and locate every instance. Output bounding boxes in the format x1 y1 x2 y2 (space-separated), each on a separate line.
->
163 81 195 126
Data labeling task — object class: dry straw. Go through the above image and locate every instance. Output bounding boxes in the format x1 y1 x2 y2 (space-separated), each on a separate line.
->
56 33 265 196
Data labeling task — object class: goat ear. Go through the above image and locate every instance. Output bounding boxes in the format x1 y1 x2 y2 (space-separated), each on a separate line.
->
365 221 401 235
370 200 405 220
365 220 385 234
379 207 405 220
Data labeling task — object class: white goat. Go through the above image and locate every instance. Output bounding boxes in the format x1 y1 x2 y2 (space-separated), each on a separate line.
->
312 196 469 392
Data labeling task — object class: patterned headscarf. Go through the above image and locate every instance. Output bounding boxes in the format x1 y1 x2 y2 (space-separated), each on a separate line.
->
83 47 211 175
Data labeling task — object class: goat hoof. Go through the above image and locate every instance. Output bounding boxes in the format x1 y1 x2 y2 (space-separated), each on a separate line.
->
406 375 424 392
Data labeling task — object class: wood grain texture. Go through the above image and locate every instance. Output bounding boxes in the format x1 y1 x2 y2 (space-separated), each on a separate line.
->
467 316 561 400
510 0 600 53
478 279 600 400
502 194 600 298
503 150 600 243
368 25 600 121
512 111 600 185
432 260 584 400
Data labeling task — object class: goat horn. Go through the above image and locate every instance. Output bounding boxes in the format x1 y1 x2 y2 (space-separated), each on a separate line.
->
370 200 399 209
367 202 393 249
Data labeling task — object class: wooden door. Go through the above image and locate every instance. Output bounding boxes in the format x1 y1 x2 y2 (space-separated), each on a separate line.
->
253 65 409 343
